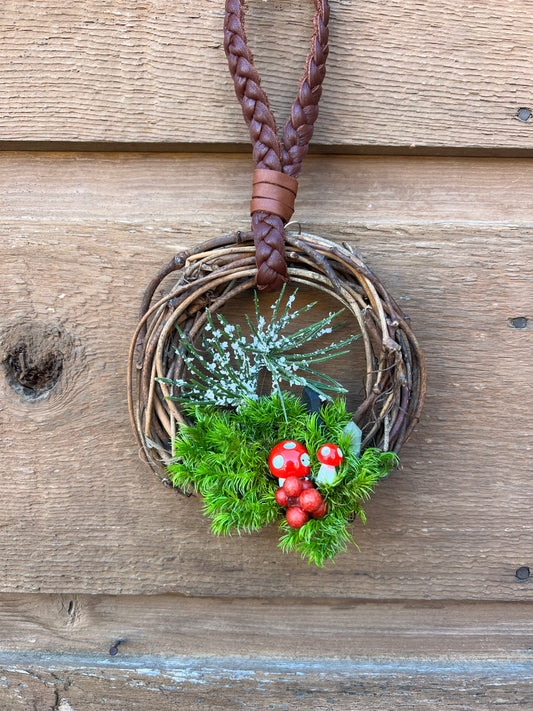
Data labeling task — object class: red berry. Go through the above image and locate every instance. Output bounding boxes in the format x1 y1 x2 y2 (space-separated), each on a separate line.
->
275 488 288 507
286 496 299 507
298 488 323 513
283 477 303 497
311 501 328 518
286 506 309 529
301 479 315 490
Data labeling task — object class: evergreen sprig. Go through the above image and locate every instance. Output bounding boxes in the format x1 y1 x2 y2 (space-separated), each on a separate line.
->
168 394 397 565
158 286 359 412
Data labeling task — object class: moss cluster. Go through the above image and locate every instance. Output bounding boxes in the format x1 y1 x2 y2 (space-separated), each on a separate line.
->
169 394 397 566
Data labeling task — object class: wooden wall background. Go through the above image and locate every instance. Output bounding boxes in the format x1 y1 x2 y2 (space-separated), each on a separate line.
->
1 1 532 708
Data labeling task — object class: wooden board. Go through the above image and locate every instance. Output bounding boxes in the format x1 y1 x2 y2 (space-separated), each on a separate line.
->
1 1 533 150
1 151 531 598
1 655 531 710
2 594 533 658
1 594 532 710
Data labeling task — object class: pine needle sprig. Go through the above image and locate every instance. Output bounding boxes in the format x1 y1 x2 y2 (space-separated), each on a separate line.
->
279 511 354 567
157 286 360 411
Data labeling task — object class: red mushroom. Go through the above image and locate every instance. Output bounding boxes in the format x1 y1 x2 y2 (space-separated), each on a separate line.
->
316 443 343 485
268 440 311 485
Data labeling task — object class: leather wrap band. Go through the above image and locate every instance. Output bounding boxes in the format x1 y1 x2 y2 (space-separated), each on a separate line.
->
251 169 298 223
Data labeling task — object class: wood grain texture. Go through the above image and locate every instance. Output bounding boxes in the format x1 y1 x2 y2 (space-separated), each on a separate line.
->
1 0 533 149
1 152 532 598
1 594 533 659
1 656 532 711
1 594 532 710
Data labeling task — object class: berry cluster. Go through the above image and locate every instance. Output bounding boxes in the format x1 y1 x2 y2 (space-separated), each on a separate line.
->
275 477 328 529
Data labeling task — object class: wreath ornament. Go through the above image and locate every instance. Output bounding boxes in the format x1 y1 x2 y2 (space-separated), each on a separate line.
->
127 0 426 565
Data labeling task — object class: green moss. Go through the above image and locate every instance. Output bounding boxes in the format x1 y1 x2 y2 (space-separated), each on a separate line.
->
168 393 397 565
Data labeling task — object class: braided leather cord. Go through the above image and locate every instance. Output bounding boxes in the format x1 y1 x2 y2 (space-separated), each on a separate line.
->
224 0 330 292
281 2 330 177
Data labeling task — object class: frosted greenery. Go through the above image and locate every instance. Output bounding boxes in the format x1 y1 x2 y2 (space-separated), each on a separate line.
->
157 286 359 414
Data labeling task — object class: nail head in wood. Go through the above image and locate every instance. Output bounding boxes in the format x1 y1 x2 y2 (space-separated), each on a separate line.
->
109 639 125 656
516 107 532 122
508 316 528 329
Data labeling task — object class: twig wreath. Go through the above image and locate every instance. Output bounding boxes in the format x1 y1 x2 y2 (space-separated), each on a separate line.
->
127 0 426 565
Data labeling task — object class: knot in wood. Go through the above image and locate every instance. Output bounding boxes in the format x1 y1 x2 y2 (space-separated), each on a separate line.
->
1 322 72 401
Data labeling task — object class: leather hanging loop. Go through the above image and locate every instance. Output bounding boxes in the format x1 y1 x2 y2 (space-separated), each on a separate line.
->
224 0 330 292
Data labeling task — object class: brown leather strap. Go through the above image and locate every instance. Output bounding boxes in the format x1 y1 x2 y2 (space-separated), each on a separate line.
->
224 0 330 292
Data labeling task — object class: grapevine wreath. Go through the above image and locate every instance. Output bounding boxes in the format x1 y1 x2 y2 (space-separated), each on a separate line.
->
127 0 426 565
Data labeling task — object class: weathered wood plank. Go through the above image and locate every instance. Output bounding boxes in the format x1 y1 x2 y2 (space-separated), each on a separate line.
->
0 654 533 711
1 1 532 149
1 595 532 710
1 654 532 710
1 594 533 659
2 151 533 226
0 152 532 598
